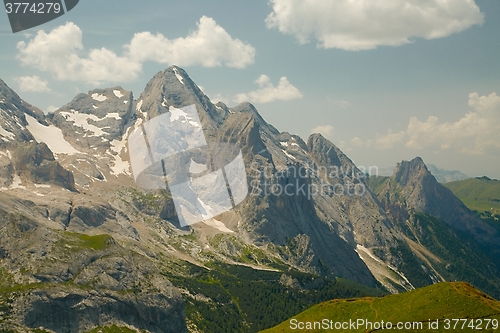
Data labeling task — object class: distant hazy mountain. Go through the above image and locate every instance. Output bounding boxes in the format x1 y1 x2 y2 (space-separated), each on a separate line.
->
427 164 470 183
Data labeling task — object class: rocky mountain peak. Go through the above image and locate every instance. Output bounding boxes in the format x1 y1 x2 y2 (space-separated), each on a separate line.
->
380 156 500 260
307 133 357 171
49 87 134 153
136 66 228 137
392 157 432 187
0 78 46 125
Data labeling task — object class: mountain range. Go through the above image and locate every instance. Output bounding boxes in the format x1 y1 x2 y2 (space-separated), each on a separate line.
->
0 67 498 332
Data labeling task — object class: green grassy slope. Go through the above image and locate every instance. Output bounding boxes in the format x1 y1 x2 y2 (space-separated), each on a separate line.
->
443 177 500 215
260 282 500 333
367 176 389 195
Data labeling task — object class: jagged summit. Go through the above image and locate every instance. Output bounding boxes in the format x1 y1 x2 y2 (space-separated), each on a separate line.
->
380 156 500 260
307 133 357 170
136 66 228 134
392 157 433 187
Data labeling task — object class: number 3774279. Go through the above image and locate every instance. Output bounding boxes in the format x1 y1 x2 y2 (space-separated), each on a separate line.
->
5 2 61 14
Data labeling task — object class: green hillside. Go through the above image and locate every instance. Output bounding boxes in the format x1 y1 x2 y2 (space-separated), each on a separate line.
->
443 177 500 216
367 176 389 195
260 282 500 332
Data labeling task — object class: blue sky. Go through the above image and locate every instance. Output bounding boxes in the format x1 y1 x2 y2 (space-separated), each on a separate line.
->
1 0 499 178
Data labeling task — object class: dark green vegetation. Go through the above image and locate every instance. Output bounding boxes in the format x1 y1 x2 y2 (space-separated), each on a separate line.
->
57 232 114 252
161 261 383 333
260 282 500 333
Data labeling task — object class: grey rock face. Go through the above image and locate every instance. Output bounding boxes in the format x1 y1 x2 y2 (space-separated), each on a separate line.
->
384 158 500 275
381 157 499 254
0 79 36 146
0 194 187 333
49 87 134 153
13 141 76 191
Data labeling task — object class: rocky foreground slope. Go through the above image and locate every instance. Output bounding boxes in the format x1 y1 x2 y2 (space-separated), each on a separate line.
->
0 68 499 332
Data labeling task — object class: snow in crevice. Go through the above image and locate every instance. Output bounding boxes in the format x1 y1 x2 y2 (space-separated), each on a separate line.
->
25 115 80 155
355 244 415 292
108 125 132 176
173 67 184 84
281 149 296 160
0 125 15 141
0 150 11 159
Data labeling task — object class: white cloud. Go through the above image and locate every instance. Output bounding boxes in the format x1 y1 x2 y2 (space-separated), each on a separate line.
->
16 18 255 85
17 22 141 84
266 0 484 50
349 92 500 155
311 125 334 140
126 16 255 69
405 92 500 155
15 75 51 92
376 129 406 150
234 75 303 104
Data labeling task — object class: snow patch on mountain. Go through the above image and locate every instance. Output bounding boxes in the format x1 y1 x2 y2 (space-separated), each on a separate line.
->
0 125 15 141
106 112 121 120
59 111 107 137
58 110 121 137
355 244 415 293
113 90 124 98
173 67 184 84
25 114 80 154
108 126 132 176
91 93 107 102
